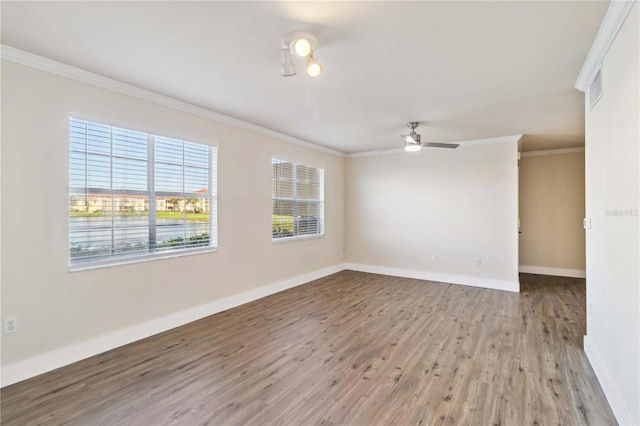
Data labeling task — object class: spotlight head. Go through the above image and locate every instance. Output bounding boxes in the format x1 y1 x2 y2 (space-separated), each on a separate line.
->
293 37 313 57
305 55 323 78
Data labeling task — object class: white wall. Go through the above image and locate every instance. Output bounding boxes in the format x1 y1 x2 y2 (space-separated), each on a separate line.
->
519 151 586 277
345 141 520 291
583 3 639 424
0 60 345 385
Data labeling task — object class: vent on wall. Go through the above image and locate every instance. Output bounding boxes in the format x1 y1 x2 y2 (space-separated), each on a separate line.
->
589 68 603 110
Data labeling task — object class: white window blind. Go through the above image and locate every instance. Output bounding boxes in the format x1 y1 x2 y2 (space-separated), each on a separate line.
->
272 158 324 240
69 118 217 267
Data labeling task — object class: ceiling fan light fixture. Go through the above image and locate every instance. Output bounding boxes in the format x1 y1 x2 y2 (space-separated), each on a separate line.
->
403 122 423 152
404 142 422 152
405 140 422 152
306 54 323 78
403 135 421 152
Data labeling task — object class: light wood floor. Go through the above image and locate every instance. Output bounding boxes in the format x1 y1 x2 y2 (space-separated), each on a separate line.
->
1 271 616 425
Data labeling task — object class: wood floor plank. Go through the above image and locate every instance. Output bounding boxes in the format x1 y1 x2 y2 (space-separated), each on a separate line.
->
1 271 617 425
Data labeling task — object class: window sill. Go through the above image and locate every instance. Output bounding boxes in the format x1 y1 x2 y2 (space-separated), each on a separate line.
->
272 234 325 245
69 246 217 272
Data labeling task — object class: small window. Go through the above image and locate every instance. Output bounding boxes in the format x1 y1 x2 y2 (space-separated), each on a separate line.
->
69 118 217 268
272 158 324 241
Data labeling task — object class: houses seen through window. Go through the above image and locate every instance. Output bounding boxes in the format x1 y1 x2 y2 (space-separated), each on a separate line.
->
69 118 217 267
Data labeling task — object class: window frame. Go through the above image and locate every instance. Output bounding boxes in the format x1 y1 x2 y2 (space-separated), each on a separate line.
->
271 156 325 243
68 116 217 271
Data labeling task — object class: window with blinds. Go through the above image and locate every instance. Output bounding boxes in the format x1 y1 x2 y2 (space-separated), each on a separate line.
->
272 158 324 240
69 118 217 267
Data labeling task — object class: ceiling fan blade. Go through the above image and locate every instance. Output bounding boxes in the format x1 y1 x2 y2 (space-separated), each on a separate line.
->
422 142 459 149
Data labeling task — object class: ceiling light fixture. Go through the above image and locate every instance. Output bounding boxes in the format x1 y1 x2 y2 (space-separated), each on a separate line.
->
404 136 422 152
403 122 422 152
280 48 296 77
293 37 313 57
280 32 323 78
306 54 323 78
400 122 460 151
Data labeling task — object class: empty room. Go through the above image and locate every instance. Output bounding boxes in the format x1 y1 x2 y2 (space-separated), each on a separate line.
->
1 1 638 425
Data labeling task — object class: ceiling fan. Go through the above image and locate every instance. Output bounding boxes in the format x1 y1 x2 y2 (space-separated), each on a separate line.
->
402 122 459 152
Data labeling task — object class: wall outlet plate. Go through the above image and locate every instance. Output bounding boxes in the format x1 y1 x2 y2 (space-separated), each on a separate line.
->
4 317 17 334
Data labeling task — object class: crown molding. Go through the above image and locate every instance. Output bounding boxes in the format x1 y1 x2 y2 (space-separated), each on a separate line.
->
575 1 635 92
0 44 346 158
346 134 522 158
521 147 585 157
346 147 405 158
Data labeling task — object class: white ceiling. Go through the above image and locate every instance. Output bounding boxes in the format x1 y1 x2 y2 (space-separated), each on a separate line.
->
1 1 608 153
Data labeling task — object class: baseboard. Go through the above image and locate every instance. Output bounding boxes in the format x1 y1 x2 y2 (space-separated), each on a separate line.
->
519 265 586 278
584 335 635 425
1 263 347 388
345 263 519 292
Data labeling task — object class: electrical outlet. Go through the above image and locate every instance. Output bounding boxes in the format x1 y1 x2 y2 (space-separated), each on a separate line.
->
409 252 416 261
4 317 17 334
241 267 248 277
432 254 437 261
475 257 482 266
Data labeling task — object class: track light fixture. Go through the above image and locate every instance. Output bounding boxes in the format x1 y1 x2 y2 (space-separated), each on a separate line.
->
280 32 323 78
280 48 296 77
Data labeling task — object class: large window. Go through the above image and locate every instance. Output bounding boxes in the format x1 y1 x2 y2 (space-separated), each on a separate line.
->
272 158 324 240
69 118 217 267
